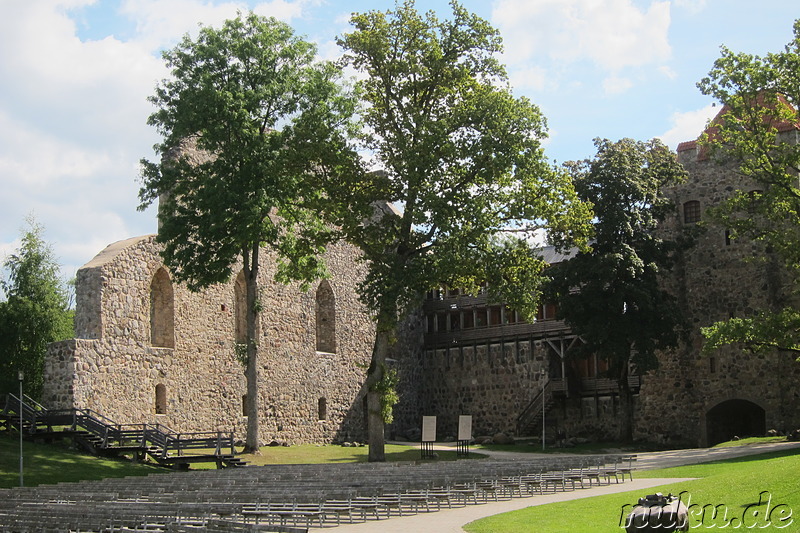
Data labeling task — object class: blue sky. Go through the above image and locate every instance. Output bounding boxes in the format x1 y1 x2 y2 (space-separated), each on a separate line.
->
1 0 798 283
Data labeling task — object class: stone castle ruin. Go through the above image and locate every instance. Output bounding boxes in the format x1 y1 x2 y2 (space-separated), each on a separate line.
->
42 108 800 448
44 235 378 445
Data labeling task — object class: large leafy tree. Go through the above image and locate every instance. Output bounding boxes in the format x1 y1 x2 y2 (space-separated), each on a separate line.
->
327 1 592 461
0 217 74 399
139 13 358 453
545 138 688 442
698 20 800 357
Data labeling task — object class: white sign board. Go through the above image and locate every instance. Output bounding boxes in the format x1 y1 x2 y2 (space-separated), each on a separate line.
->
457 415 472 441
421 416 437 442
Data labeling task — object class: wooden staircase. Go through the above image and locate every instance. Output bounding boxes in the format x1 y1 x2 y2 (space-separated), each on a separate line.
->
516 379 556 437
1 394 247 469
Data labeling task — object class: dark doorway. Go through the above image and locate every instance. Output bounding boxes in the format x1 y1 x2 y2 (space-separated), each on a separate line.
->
706 399 765 446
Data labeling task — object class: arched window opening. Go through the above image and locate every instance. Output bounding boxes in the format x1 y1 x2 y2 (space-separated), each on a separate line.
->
150 267 175 348
683 200 701 224
318 397 327 421
234 270 247 344
316 280 336 353
155 383 167 414
706 399 765 446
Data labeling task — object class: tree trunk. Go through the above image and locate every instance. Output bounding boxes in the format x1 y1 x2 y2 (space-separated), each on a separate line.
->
366 295 397 463
617 359 634 443
243 245 261 454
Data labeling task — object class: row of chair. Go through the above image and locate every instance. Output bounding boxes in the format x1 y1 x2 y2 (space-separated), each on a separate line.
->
0 454 636 531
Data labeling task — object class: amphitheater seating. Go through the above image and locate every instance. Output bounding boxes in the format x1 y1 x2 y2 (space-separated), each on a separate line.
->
0 454 635 531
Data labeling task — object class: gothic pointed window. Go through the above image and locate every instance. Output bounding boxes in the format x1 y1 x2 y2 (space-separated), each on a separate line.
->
234 270 247 343
316 280 336 353
150 267 174 348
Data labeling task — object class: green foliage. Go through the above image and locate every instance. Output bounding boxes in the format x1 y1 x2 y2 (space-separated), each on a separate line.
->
330 0 592 325
546 138 688 376
0 216 73 398
702 309 800 356
697 20 800 356
370 366 400 424
327 1 591 459
138 12 359 451
138 11 358 291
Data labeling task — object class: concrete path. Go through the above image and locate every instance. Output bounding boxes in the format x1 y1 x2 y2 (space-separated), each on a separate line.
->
326 440 800 532
329 477 693 532
633 440 800 469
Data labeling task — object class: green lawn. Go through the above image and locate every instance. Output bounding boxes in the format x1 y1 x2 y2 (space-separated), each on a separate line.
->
464 447 800 533
0 434 484 487
0 434 164 488
192 443 484 468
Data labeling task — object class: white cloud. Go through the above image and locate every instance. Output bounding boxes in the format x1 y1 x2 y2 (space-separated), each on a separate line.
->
120 0 311 51
509 65 552 92
602 76 633 95
658 103 719 149
659 65 678 80
0 0 319 281
0 1 163 274
494 0 672 87
673 0 708 15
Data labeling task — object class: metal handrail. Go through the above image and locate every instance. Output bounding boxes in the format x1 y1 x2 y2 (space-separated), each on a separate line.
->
516 378 551 433
5 394 239 464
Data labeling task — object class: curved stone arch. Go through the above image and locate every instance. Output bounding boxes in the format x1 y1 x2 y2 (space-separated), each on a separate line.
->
703 397 766 446
234 270 247 344
150 267 175 348
315 280 337 353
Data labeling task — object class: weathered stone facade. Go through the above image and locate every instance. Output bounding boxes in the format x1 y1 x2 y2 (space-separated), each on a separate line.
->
44 235 376 445
43 113 800 449
392 118 800 447
633 134 800 447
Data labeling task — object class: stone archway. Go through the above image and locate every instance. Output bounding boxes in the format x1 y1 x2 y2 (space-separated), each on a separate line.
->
706 399 766 446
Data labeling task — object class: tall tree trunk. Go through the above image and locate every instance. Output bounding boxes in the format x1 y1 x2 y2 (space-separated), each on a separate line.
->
366 299 396 463
366 329 389 462
243 245 261 454
617 355 634 443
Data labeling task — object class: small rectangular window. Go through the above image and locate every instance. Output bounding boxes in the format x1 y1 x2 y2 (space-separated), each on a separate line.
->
684 200 701 224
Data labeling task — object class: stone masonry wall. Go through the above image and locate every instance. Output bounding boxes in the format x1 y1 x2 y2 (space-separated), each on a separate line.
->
633 144 800 446
415 341 548 440
43 236 376 445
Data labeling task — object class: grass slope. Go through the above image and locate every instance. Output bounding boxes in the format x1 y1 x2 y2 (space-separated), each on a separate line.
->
0 434 163 488
0 434 483 487
464 448 800 533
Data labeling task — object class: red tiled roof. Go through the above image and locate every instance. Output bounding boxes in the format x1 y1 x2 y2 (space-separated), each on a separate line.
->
677 93 800 160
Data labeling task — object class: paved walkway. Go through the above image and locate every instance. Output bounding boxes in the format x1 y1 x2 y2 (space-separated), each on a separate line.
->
328 440 800 532
330 477 692 532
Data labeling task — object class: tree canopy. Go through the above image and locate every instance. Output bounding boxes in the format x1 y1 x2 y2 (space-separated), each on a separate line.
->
138 12 358 452
545 138 688 441
327 0 592 460
0 217 73 399
697 19 800 356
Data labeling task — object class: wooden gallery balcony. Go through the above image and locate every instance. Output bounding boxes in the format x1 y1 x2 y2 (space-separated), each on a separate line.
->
422 291 572 349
